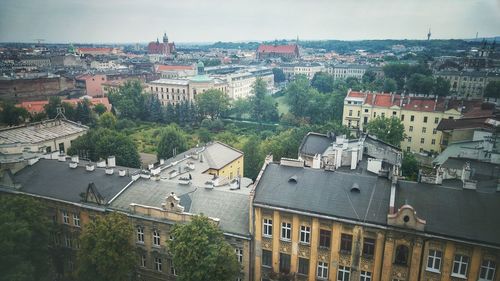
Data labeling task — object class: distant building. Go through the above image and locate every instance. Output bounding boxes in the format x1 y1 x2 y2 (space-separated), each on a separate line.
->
154 64 197 78
435 71 500 98
148 33 176 55
0 75 75 101
75 74 107 97
256 44 299 60
17 97 112 115
326 64 368 80
280 63 324 80
76 47 120 56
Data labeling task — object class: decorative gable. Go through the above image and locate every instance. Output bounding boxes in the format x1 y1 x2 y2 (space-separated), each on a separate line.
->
162 192 184 213
387 204 426 231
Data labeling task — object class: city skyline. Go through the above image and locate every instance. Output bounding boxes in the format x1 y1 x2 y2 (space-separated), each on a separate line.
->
1 0 499 44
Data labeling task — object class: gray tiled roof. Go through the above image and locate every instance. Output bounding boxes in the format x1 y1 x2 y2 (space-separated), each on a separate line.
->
9 159 134 204
298 133 332 157
203 142 243 170
0 119 88 145
396 181 500 246
253 163 392 225
109 179 250 237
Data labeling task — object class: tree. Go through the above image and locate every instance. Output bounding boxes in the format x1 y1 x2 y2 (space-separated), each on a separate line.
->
484 81 500 98
285 75 311 118
195 89 229 119
44 96 62 119
168 215 240 281
67 128 141 168
433 77 451 97
198 128 212 143
93 103 107 115
143 94 162 122
250 78 279 123
75 99 95 125
311 72 335 93
272 68 286 83
362 70 377 84
242 136 264 180
383 78 398 93
0 101 29 126
402 152 419 181
0 195 51 281
406 73 434 96
230 98 250 119
157 125 188 160
366 116 405 147
97 112 117 129
108 80 145 120
76 212 136 281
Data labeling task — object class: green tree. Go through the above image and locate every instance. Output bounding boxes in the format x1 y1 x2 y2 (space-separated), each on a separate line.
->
362 70 377 84
195 89 229 119
97 112 117 129
76 212 135 281
168 215 240 281
93 103 107 115
272 68 286 83
311 72 335 93
0 195 51 281
198 128 212 143
157 125 188 160
250 78 279 123
406 73 435 96
230 98 250 119
484 81 500 98
285 75 311 118
108 80 145 120
44 96 62 119
433 77 451 97
67 128 141 168
402 152 419 181
75 99 95 125
242 136 264 180
0 101 29 126
143 94 162 123
365 116 405 147
383 78 398 93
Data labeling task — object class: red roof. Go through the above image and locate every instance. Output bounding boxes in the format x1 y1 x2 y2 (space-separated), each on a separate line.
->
77 47 114 53
257 44 298 54
155 64 194 72
17 97 112 114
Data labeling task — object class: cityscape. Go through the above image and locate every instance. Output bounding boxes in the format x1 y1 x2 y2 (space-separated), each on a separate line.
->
0 1 499 281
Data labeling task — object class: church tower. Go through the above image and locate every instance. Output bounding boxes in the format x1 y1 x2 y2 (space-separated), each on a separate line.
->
163 32 168 44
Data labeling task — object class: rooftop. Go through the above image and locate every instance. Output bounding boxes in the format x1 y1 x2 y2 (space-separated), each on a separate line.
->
298 132 332 157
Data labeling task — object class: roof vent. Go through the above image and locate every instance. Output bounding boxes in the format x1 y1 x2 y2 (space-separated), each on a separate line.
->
350 183 360 193
86 163 95 172
105 168 114 175
69 162 78 169
118 169 126 177
288 175 298 183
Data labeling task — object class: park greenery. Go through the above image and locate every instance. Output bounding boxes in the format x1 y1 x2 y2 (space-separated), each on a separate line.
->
168 215 240 281
77 212 136 281
0 195 51 281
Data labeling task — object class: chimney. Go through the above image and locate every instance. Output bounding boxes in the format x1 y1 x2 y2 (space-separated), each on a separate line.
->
160 159 165 165
371 93 376 105
107 156 116 167
148 163 154 170
71 155 79 163
69 162 78 169
280 158 304 167
312 154 321 169
96 160 106 168
105 167 114 175
58 154 66 162
118 169 126 177
434 96 438 111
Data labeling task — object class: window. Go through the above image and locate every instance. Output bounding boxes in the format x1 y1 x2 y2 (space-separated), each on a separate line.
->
395 245 409 265
392 111 397 116
317 261 329 279
154 257 162 272
408 136 412 143
401 114 405 121
298 258 309 275
64 235 72 248
357 111 360 117
407 147 410 152
426 249 442 272
423 116 428 123
137 227 144 243
300 225 310 244
373 112 377 117
263 218 272 237
363 238 375 257
349 110 352 116
452 255 469 278
479 259 496 281
409 126 413 132
364 109 369 113
235 248 243 263
337 265 350 281
170 259 178 276
140 255 146 267
422 127 426 133
432 128 437 134
319 229 331 248
281 222 291 241
153 230 161 247
279 253 291 272
420 138 425 144
434 117 439 124
340 234 352 253
410 115 415 122
73 213 80 227
360 271 372 281
262 250 272 267
431 139 436 145
62 211 69 224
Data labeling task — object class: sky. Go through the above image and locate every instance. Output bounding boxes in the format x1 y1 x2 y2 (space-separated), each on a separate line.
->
0 0 499 44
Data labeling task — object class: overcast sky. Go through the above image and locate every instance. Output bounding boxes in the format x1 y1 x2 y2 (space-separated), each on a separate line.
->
0 0 499 44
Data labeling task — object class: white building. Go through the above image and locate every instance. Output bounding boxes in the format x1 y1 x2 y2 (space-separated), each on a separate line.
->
280 63 324 79
326 64 368 80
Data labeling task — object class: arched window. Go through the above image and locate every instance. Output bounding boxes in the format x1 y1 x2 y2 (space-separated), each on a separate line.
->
395 245 409 265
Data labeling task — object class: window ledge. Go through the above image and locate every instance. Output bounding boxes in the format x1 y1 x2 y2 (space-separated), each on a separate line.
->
299 242 310 246
263 235 272 239
425 268 440 274
450 273 467 279
280 238 291 242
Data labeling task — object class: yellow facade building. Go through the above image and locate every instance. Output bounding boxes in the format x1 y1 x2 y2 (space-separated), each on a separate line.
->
342 91 465 154
252 158 500 281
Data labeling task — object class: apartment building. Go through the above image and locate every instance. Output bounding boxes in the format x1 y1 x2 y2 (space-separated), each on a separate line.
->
280 63 324 80
435 71 500 98
326 64 368 80
342 91 466 153
252 157 500 281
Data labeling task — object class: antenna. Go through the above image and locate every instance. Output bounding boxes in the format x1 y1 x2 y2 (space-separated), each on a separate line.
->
55 106 67 120
427 27 431 41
